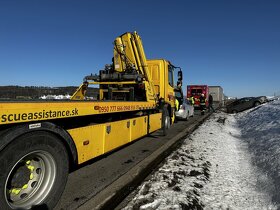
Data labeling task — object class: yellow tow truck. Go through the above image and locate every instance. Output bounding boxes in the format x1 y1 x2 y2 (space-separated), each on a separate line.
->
0 31 183 209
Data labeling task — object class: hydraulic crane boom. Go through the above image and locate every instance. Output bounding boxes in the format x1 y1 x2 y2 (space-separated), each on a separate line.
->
114 32 151 79
71 32 157 103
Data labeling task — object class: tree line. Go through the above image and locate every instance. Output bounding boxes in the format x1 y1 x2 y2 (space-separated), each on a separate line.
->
0 86 98 99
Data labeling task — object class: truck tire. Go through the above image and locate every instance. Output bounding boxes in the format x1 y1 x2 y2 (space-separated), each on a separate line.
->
162 107 170 136
0 131 69 210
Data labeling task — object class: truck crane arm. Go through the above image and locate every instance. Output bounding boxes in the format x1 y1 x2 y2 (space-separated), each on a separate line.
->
71 32 157 103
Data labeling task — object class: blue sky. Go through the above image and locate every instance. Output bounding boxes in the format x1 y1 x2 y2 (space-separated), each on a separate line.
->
0 0 279 97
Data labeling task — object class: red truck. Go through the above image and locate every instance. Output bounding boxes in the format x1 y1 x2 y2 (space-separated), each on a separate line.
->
187 85 209 108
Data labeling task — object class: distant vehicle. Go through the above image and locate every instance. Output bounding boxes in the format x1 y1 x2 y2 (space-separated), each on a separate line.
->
186 85 209 108
209 86 224 105
226 97 264 113
175 98 194 120
175 88 194 120
267 96 279 102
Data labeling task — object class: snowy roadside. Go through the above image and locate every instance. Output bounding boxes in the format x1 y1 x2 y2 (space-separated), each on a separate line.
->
122 101 280 210
236 100 280 205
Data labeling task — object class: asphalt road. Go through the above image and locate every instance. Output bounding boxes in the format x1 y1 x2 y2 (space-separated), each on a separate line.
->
55 110 208 210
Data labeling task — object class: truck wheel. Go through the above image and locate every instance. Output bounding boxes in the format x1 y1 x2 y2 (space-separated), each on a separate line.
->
0 131 69 210
162 108 170 136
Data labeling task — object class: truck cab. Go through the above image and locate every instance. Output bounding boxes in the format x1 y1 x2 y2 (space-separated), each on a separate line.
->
147 59 176 120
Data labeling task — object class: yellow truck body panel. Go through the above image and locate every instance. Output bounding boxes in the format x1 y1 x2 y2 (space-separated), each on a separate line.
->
0 101 156 125
67 113 161 164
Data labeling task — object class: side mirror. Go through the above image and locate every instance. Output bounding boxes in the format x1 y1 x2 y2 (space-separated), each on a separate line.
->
178 70 183 81
177 69 183 87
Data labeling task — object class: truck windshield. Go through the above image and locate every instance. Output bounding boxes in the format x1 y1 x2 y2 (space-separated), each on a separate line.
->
168 66 174 87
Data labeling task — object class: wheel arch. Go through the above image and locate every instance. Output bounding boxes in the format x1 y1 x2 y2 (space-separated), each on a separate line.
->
0 122 78 171
254 100 261 106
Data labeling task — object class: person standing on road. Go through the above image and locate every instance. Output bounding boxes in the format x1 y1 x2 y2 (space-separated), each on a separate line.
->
175 98 179 111
199 94 206 115
189 95 195 106
208 94 215 112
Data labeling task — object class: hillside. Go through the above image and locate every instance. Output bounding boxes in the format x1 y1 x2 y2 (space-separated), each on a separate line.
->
0 86 98 99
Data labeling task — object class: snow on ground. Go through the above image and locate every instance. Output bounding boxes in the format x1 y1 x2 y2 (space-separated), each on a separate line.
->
123 100 280 210
40 94 71 99
236 100 280 205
